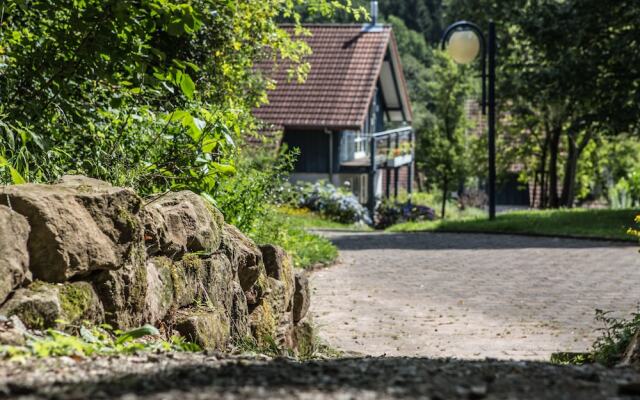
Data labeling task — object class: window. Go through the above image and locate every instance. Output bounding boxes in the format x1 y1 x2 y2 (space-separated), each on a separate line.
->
354 132 367 159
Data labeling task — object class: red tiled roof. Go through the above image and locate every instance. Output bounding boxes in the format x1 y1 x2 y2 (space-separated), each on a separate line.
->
254 24 396 130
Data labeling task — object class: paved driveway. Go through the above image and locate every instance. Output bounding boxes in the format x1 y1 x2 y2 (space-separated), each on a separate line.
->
310 232 640 360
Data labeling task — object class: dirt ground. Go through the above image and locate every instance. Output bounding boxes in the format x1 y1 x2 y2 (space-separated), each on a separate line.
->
311 231 640 360
3 352 640 399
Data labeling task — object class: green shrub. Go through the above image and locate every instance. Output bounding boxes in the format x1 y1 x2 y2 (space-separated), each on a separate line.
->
213 147 297 233
590 309 640 366
250 208 338 269
280 181 371 225
0 0 362 196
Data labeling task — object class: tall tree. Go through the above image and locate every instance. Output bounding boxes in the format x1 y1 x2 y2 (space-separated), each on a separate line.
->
444 0 640 208
418 51 472 218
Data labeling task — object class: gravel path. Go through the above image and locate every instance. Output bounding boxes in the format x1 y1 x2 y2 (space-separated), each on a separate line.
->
310 231 640 360
3 352 640 399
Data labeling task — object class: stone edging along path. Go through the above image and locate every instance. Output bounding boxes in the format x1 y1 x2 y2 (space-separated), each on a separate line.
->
310 230 640 361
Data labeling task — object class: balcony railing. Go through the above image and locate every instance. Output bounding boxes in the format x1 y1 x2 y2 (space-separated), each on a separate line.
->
371 126 414 168
337 126 414 216
340 126 414 170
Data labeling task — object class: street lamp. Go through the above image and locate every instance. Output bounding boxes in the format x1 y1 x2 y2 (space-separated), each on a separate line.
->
441 21 497 220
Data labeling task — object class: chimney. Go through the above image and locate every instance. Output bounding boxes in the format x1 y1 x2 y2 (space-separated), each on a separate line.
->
371 1 378 25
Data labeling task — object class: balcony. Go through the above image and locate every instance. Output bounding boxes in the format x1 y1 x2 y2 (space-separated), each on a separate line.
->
340 127 414 171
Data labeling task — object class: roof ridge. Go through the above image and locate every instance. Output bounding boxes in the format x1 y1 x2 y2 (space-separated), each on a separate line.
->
279 23 391 28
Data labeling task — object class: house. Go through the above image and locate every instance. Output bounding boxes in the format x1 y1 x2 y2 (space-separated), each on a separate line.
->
253 14 414 216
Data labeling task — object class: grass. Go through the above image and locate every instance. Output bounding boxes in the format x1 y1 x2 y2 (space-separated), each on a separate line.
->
388 208 639 242
397 191 486 220
275 206 372 231
250 208 340 269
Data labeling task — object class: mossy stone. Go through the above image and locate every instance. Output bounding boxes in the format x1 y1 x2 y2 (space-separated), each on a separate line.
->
0 281 104 330
174 307 231 350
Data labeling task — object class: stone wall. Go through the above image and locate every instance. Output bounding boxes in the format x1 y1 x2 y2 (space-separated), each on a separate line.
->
0 176 310 351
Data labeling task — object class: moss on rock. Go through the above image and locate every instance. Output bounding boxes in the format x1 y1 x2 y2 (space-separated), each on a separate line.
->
0 281 103 330
174 307 231 350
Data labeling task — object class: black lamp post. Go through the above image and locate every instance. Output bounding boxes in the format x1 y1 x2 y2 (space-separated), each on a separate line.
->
441 21 497 220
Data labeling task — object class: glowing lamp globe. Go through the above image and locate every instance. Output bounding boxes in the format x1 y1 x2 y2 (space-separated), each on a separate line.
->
446 30 481 64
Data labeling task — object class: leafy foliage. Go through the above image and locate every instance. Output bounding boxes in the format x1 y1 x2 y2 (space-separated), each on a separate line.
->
280 181 371 225
0 0 360 196
375 200 435 229
417 51 473 218
628 215 640 243
251 208 338 269
445 0 640 208
214 147 298 233
590 309 640 366
0 324 200 361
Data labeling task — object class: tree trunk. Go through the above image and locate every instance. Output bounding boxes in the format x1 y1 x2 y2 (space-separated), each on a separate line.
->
547 125 561 208
441 176 448 219
560 130 593 208
560 134 578 208
538 124 551 209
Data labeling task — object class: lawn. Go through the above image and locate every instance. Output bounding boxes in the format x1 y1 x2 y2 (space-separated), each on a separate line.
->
251 207 356 270
275 207 372 231
388 208 640 242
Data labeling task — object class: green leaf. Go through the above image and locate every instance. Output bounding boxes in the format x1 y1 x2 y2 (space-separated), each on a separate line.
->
0 155 26 184
115 325 160 345
180 74 195 99
9 167 26 184
212 162 236 176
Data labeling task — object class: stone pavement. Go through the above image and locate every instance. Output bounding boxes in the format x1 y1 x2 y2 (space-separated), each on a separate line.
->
310 231 640 360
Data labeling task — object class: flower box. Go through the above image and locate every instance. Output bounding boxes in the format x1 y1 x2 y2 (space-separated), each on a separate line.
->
388 154 412 167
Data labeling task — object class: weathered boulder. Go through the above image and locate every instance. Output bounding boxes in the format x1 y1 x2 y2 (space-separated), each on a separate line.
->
0 181 142 282
91 245 148 329
144 258 175 325
0 315 28 346
249 276 294 347
0 205 31 304
293 273 311 324
56 175 113 188
144 191 223 257
169 254 235 311
230 281 250 340
0 281 104 330
173 308 230 350
260 244 295 311
221 224 263 291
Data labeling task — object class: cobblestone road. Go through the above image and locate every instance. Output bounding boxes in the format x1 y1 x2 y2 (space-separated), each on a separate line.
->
310 232 640 360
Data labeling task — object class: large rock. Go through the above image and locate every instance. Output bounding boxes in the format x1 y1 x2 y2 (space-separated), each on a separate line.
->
221 224 263 291
0 180 143 282
0 281 104 330
260 245 295 311
144 191 223 257
173 308 231 350
249 276 294 348
0 205 31 304
293 273 311 324
169 254 235 311
144 258 175 325
91 245 148 329
230 281 250 340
